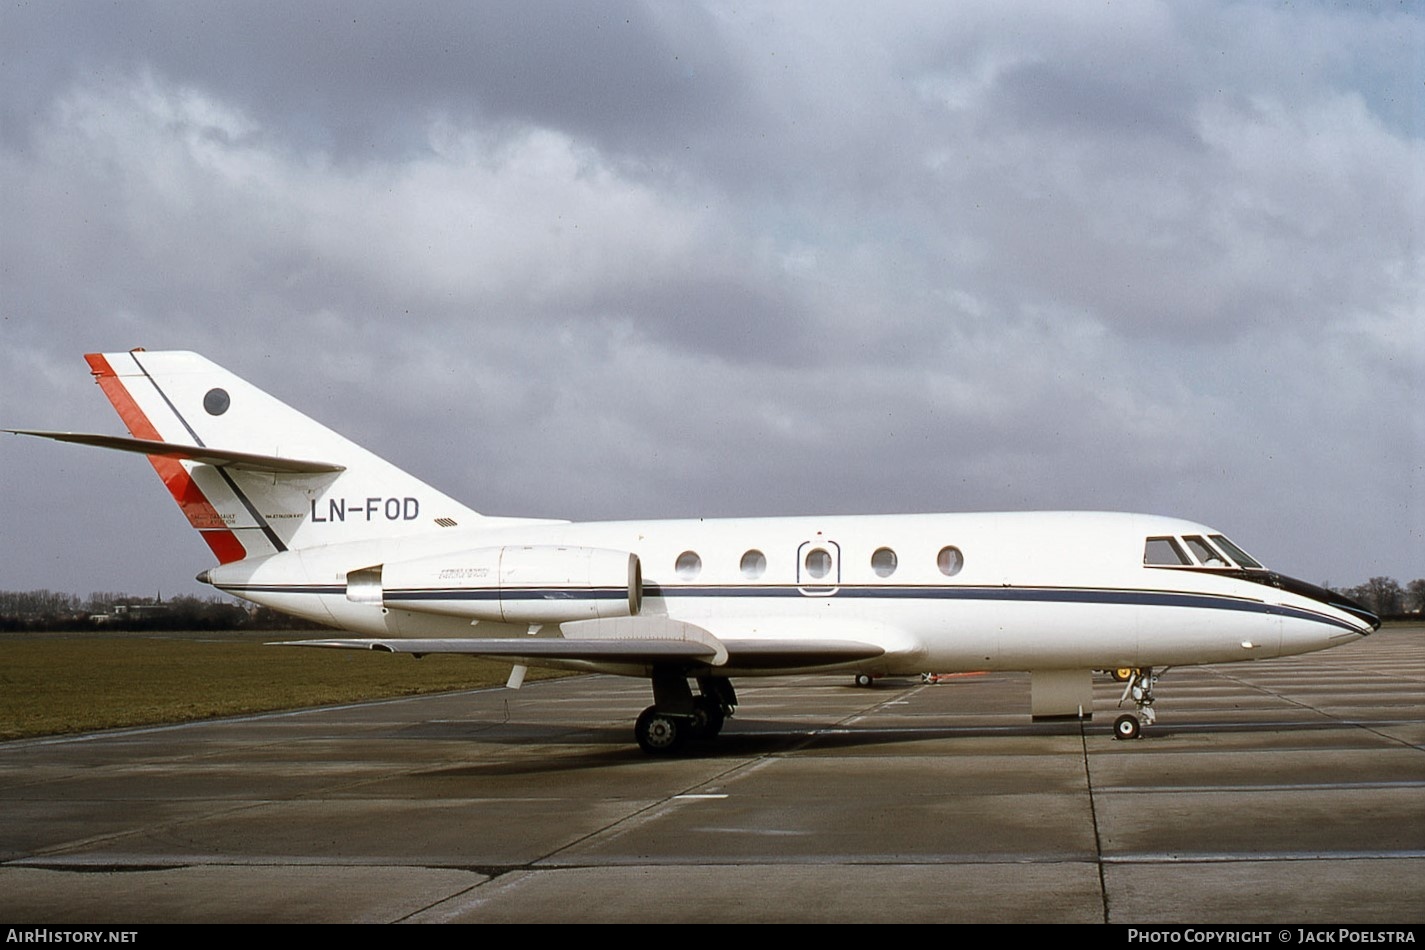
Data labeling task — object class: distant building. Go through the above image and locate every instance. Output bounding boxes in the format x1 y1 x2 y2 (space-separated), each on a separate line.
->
89 601 170 625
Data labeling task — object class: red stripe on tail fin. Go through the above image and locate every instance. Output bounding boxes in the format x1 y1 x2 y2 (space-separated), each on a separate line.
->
85 352 247 564
201 530 248 564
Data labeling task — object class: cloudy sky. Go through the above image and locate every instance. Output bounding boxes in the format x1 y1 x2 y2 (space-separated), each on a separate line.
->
2 0 1421 599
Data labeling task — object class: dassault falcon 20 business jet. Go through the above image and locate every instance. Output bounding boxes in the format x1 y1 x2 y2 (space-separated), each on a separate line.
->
10 350 1378 753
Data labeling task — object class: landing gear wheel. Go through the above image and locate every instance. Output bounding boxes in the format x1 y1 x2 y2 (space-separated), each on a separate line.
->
1112 667 1136 682
854 673 874 687
1116 667 1159 736
635 706 688 755
688 696 726 739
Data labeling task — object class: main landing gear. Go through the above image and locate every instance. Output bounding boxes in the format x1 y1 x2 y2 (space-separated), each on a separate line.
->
1114 667 1159 740
634 671 737 755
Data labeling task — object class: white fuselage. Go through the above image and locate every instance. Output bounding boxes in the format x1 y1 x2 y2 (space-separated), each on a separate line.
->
208 510 1371 677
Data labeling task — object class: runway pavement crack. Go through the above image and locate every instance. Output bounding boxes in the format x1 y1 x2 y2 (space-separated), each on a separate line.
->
519 682 919 870
1079 721 1110 925
391 873 499 923
527 755 778 867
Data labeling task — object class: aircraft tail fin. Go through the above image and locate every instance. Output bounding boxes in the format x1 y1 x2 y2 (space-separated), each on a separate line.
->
59 350 484 563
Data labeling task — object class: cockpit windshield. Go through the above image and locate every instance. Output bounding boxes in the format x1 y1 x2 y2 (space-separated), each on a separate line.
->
1208 534 1262 569
1144 534 1265 570
1183 536 1227 566
1143 537 1190 566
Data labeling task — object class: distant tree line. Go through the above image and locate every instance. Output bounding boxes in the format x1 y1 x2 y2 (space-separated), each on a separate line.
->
1335 577 1425 621
0 589 330 632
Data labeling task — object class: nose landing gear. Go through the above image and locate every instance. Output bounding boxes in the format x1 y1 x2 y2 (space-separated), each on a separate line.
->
1114 713 1141 740
1114 667 1159 740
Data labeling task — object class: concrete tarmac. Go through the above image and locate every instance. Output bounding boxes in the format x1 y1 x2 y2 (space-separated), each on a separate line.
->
1 626 1421 924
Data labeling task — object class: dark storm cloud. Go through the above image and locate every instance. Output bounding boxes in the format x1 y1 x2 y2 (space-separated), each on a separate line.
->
0 1 1420 597
1 1 740 158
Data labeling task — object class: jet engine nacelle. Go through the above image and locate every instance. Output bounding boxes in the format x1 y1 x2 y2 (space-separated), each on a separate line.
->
348 545 643 624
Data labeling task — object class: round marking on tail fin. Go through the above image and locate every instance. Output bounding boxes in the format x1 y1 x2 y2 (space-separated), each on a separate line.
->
203 388 231 415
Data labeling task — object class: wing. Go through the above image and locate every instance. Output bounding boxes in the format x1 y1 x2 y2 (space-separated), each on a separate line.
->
279 637 723 663
276 616 888 671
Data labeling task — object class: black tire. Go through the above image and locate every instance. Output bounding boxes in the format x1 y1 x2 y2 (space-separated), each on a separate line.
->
1112 667 1136 682
688 696 726 739
854 673 874 687
1114 714 1141 741
635 706 687 754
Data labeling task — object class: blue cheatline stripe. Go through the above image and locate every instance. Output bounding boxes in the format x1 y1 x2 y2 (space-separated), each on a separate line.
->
225 584 347 595
211 582 1365 634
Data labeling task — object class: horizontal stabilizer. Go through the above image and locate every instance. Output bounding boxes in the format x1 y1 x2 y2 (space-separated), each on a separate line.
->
5 430 345 474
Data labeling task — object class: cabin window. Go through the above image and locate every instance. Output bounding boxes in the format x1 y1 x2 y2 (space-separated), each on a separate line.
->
1183 536 1228 567
675 551 702 580
804 547 833 580
871 547 898 577
1144 537 1191 566
936 546 964 577
740 549 767 579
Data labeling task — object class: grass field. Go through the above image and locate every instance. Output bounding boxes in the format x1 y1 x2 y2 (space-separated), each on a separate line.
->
6 623 1413 742
0 631 572 740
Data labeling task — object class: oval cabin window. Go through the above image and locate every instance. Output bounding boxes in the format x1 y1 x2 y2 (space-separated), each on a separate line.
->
740 549 767 579
804 548 832 580
675 551 702 580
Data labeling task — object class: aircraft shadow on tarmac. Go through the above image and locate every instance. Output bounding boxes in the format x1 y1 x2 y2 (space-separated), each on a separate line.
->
393 714 1390 778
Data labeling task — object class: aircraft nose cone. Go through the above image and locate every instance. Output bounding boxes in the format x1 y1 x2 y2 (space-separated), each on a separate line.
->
1328 589 1379 633
1266 572 1378 634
